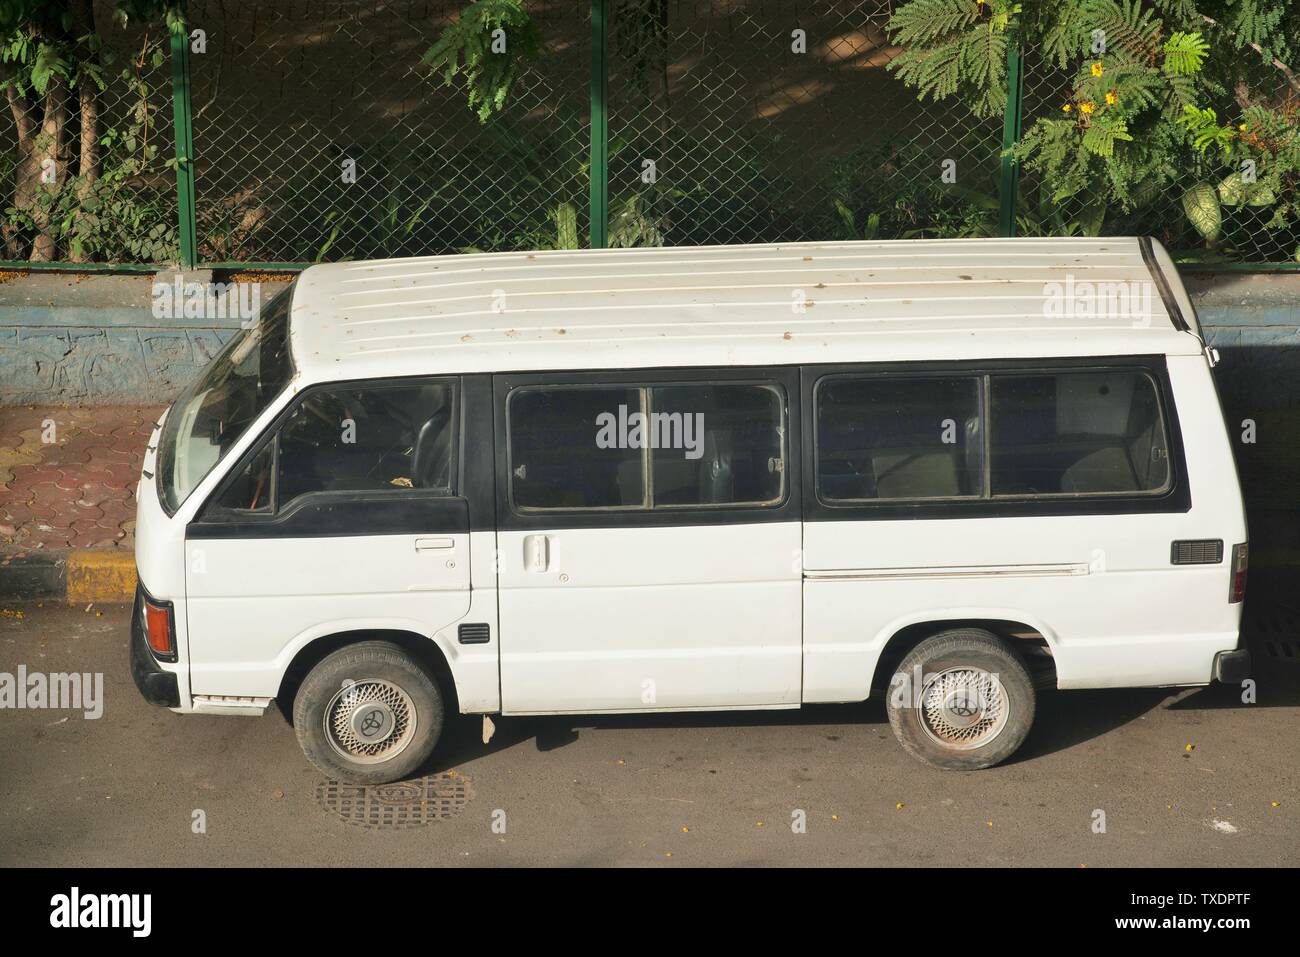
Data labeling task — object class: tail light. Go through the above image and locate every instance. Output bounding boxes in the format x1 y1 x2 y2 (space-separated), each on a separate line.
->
141 592 177 660
1228 543 1248 604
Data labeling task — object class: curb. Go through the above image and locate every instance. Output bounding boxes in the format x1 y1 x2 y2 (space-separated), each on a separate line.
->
0 549 135 604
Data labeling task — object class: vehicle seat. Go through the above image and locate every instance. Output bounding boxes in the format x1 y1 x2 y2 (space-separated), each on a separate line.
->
1059 446 1137 493
873 451 960 498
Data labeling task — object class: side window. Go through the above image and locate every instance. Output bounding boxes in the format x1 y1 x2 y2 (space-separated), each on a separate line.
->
508 382 787 511
275 382 456 506
510 386 645 510
990 371 1169 496
817 376 981 502
650 384 784 507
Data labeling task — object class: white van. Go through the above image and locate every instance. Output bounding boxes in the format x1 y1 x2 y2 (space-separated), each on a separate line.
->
131 237 1250 781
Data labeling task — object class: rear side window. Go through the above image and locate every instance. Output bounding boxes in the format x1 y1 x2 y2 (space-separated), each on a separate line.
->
817 376 982 502
508 382 786 511
990 371 1169 496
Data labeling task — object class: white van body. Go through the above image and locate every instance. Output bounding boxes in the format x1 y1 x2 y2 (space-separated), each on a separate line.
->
131 237 1249 776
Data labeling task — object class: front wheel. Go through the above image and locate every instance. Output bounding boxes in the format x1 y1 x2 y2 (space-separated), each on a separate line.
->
885 629 1035 771
293 641 444 784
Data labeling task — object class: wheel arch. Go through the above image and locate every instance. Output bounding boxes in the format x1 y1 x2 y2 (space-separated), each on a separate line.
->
869 616 1058 695
276 628 460 724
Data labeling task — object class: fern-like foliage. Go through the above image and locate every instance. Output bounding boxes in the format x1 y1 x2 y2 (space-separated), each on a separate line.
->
1082 117 1135 156
886 0 1013 117
423 0 544 123
1162 31 1210 73
1178 105 1236 156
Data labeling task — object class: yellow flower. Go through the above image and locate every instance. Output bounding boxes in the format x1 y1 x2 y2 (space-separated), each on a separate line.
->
1062 103 1072 113
1091 62 1104 77
1106 90 1118 105
1080 101 1095 114
1239 123 1248 131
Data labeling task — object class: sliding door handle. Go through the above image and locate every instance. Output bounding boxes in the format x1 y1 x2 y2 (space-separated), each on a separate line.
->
523 534 550 572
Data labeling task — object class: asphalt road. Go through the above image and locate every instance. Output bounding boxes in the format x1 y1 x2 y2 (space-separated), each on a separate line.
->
1 601 1296 867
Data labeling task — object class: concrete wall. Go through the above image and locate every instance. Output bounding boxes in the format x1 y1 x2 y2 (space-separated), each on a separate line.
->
0 273 289 404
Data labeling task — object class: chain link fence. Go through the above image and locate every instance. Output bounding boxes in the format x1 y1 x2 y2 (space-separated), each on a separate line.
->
605 0 1002 248
0 12 177 265
0 1 1295 268
186 0 589 264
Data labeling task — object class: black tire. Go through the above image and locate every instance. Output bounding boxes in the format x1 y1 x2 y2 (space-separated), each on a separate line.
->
292 641 444 784
885 628 1035 771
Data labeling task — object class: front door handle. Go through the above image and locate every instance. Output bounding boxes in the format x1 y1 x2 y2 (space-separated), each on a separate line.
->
415 537 455 551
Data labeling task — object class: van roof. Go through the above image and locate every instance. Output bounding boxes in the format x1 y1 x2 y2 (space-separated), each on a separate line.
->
287 236 1202 382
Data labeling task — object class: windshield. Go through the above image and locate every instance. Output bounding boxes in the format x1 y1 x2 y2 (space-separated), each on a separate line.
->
157 283 295 514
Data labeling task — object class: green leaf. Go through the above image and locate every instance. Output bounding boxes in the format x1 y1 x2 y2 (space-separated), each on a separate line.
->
1182 182 1221 242
1218 173 1275 208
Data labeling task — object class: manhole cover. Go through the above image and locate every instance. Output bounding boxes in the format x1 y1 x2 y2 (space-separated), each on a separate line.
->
315 773 473 829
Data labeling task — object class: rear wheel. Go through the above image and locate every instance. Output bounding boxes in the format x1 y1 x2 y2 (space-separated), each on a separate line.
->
885 628 1035 770
293 641 444 784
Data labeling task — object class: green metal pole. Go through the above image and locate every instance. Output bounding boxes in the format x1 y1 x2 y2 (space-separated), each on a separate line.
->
589 0 609 249
997 26 1024 238
170 4 199 269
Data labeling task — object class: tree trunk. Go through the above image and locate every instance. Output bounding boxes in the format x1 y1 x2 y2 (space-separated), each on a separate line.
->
68 77 102 262
67 0 102 262
2 80 39 259
29 75 72 262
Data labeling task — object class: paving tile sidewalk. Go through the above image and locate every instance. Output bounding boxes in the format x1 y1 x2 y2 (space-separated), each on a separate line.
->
0 405 162 554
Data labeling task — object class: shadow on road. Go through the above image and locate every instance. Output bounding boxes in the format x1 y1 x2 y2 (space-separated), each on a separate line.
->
417 584 1300 776
425 640 1299 777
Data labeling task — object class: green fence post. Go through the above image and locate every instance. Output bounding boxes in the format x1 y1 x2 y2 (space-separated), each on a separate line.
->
170 4 199 269
998 25 1024 238
589 0 609 249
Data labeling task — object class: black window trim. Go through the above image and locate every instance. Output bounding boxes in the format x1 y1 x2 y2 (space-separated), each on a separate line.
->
192 373 462 527
493 366 802 532
800 355 1191 522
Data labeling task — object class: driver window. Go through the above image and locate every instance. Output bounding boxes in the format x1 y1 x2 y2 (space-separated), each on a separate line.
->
275 382 456 507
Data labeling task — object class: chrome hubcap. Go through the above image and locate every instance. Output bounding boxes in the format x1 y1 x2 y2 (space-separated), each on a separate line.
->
325 679 417 764
919 667 1008 750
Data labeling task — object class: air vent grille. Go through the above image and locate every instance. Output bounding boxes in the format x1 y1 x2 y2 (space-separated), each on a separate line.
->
458 623 490 645
1171 539 1224 565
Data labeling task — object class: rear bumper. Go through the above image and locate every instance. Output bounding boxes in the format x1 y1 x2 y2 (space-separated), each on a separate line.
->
1213 648 1251 685
130 585 180 708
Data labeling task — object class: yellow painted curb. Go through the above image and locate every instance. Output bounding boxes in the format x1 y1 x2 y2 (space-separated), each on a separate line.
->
66 551 137 605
